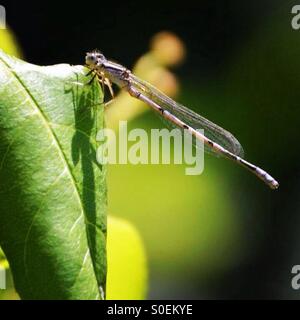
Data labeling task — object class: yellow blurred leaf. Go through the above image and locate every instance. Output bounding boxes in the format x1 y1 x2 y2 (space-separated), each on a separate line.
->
106 216 148 300
0 247 8 269
0 26 22 58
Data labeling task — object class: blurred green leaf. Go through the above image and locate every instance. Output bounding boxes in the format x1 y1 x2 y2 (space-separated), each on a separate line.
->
108 114 243 284
0 50 107 299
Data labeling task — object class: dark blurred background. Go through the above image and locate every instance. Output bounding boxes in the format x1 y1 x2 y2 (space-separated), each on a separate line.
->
1 0 300 299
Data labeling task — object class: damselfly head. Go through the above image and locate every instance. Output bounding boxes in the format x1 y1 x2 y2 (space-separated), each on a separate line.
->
85 50 106 69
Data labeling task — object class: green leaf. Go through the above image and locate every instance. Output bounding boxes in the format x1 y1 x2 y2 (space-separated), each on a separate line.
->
0 50 107 299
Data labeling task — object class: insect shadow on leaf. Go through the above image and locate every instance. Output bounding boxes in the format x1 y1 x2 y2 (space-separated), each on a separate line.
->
64 71 106 296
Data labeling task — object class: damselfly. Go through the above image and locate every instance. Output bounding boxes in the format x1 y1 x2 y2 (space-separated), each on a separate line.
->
85 50 279 190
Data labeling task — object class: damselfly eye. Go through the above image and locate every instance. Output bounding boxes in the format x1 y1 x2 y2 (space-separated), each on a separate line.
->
96 54 103 60
85 53 98 66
